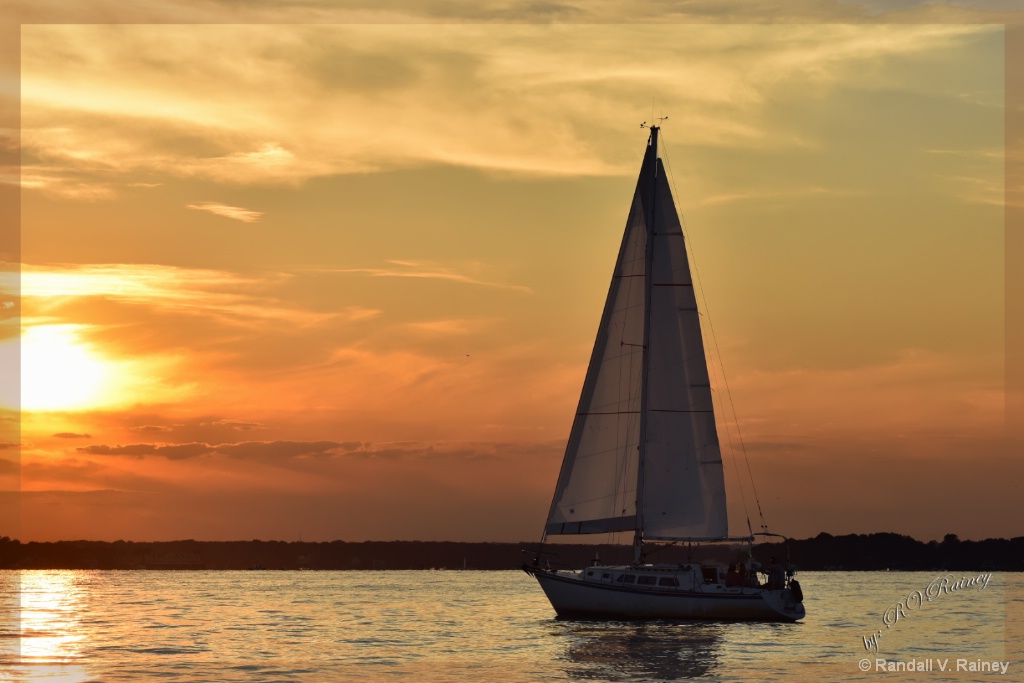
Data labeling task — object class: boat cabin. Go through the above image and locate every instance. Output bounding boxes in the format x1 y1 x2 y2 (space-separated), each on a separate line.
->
579 563 751 592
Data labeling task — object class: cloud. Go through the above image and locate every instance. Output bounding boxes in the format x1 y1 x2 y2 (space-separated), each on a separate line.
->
53 432 91 439
129 424 175 433
186 201 263 223
16 263 269 303
405 319 485 335
4 0 1018 25
10 261 523 411
71 439 544 463
215 440 359 459
208 420 264 431
14 263 332 329
339 306 383 322
77 440 361 460
691 186 858 208
18 167 117 200
79 442 214 460
18 23 997 194
326 260 532 293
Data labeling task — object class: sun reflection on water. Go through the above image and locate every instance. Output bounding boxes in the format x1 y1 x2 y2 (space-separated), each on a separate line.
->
20 570 86 661
2 570 94 683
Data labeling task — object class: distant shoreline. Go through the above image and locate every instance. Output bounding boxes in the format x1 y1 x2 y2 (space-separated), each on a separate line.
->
1 533 1021 571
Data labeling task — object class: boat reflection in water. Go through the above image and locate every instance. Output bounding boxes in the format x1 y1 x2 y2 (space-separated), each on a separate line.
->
553 620 723 681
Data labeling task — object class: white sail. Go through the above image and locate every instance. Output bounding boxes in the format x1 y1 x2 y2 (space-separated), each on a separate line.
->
544 134 727 541
641 161 727 540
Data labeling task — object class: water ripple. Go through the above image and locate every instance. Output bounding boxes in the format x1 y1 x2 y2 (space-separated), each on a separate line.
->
0 570 1017 682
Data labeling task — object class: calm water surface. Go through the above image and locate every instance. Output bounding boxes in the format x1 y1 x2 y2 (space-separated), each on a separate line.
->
1 571 1020 682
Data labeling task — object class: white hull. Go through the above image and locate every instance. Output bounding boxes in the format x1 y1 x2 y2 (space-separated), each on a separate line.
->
524 565 805 622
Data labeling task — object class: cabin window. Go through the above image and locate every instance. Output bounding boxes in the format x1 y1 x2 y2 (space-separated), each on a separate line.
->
586 571 594 577
658 577 680 587
702 567 719 584
623 575 636 584
602 573 610 579
615 574 625 582
636 575 657 585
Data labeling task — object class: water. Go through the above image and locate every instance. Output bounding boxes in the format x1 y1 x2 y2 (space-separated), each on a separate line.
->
1 571 1021 682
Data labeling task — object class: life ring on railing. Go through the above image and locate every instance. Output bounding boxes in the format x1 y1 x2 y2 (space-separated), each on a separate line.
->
789 579 803 603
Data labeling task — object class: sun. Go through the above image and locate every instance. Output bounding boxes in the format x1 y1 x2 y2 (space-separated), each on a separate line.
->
20 324 114 412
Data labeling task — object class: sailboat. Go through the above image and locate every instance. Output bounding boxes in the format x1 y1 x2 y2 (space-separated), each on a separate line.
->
523 125 805 622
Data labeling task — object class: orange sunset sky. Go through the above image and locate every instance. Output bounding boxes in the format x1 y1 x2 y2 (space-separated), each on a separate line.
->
1 2 1022 543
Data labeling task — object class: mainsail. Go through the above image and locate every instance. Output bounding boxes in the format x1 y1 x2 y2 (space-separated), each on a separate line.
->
543 128 728 542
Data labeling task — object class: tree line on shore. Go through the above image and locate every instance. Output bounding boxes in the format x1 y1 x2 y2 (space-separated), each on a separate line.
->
0 532 1020 571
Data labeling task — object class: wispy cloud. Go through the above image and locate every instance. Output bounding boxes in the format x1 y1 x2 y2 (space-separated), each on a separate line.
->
406 319 485 335
691 186 858 208
15 263 269 302
327 260 532 293
187 201 263 223
17 167 117 200
79 442 214 460
938 174 1004 207
208 419 264 432
924 148 1004 159
78 440 360 460
12 263 332 328
129 425 175 433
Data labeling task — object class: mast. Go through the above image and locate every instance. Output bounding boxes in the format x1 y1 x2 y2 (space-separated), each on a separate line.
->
633 125 659 564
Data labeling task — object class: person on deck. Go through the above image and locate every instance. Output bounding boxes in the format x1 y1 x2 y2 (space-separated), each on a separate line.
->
768 556 786 590
724 563 741 587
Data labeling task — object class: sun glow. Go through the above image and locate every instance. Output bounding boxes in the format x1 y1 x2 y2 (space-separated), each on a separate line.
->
20 325 115 412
